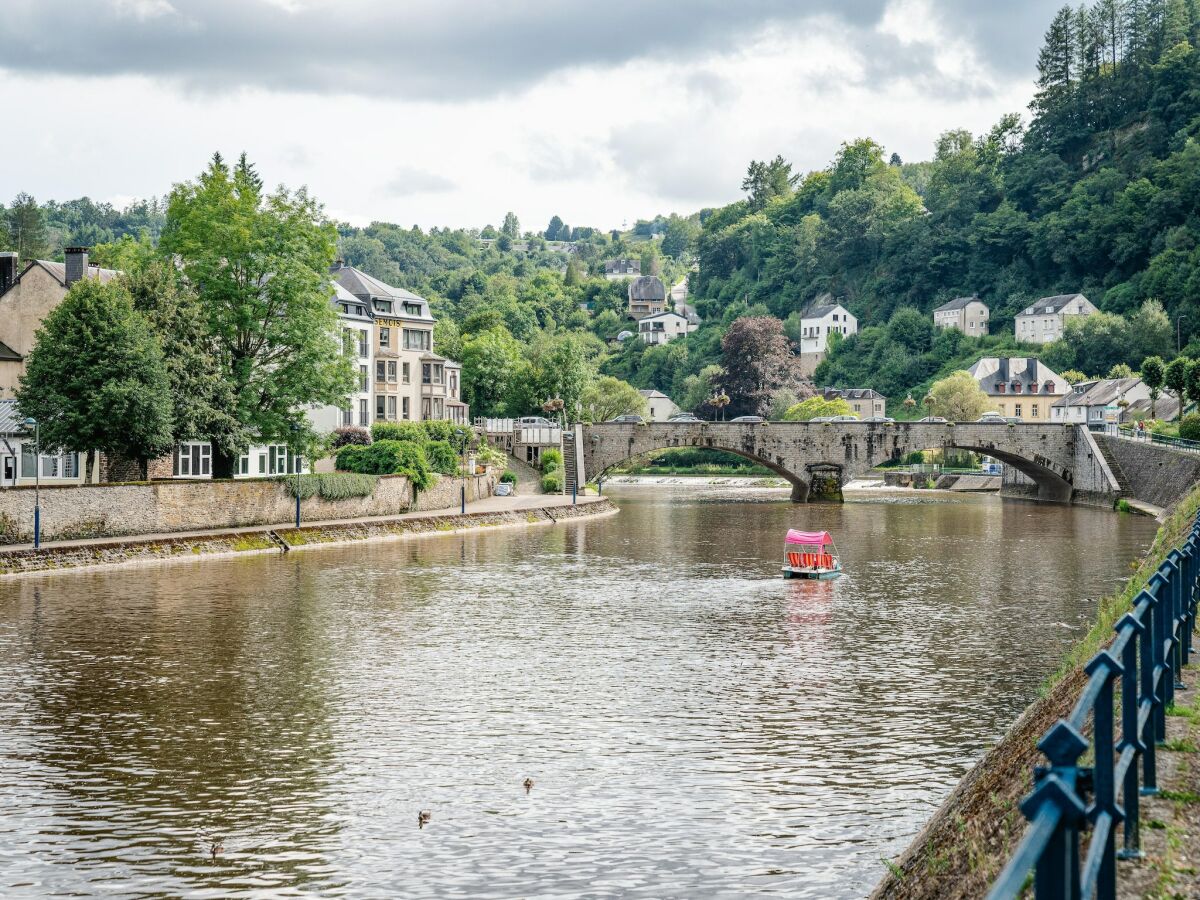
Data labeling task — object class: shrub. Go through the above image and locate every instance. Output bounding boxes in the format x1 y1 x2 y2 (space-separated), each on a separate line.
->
371 421 428 444
337 439 434 489
1180 414 1200 442
476 441 508 468
541 470 563 493
425 439 460 475
500 470 518 484
421 420 456 442
331 426 372 449
284 472 379 500
540 448 562 472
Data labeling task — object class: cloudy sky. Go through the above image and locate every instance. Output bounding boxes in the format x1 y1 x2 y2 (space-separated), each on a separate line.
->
3 0 1059 232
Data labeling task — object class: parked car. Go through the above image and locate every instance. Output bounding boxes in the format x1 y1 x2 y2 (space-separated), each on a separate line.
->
609 414 645 424
829 415 860 422
494 482 513 496
918 416 948 423
861 416 895 423
977 412 1006 423
808 416 834 423
668 413 702 423
730 415 765 423
518 416 554 427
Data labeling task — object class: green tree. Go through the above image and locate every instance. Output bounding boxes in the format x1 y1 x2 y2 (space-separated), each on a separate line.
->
16 278 174 479
460 327 523 417
1107 363 1135 378
4 192 50 260
721 316 809 417
160 153 354 474
1166 354 1190 401
1061 369 1090 383
1186 357 1200 407
925 370 992 421
782 396 854 420
501 211 521 239
544 215 564 240
580 376 648 423
742 155 798 209
1142 355 1166 417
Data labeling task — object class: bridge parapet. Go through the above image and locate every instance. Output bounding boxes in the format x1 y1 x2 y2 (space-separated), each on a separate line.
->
580 421 1121 505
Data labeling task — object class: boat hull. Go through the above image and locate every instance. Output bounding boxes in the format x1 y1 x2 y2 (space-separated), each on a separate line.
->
781 566 842 580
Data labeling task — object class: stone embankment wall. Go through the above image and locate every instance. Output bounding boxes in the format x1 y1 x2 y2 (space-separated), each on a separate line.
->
0 472 495 545
0 498 616 577
1093 434 1200 510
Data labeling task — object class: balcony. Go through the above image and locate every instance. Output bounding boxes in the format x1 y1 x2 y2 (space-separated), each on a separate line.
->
421 382 448 398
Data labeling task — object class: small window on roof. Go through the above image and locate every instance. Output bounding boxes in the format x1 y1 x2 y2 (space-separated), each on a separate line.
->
403 302 422 316
374 299 393 313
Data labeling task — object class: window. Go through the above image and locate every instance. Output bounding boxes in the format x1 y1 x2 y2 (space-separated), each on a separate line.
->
402 397 410 419
450 373 458 397
258 452 267 474
237 455 250 476
376 361 386 382
404 329 431 351
358 331 369 358
341 404 352 427
402 362 410 384
379 327 391 348
1030 383 1039 393
359 399 369 426
376 396 386 421
997 383 1006 394
175 442 211 478
1032 403 1039 418
403 302 422 316
387 361 398 383
359 365 369 393
433 365 443 385
374 299 393 314
422 363 431 384
387 396 397 420
1015 403 1023 418
342 328 355 355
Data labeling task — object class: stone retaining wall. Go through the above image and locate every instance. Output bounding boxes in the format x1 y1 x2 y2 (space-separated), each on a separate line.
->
0 471 494 545
1094 435 1200 509
0 498 617 577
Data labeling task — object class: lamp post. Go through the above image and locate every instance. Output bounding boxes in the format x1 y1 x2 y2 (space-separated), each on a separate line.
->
289 424 302 529
23 417 40 549
1179 314 1188 353
453 427 467 514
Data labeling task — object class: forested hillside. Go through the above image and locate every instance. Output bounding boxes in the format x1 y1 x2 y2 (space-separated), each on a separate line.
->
9 0 1200 421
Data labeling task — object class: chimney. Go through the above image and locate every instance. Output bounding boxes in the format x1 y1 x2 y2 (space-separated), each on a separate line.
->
0 252 17 295
64 247 90 287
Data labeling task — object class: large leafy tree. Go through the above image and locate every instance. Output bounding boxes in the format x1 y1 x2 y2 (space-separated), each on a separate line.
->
17 278 174 479
460 326 524 417
160 153 354 475
720 316 811 417
925 371 991 421
580 376 648 423
783 396 853 420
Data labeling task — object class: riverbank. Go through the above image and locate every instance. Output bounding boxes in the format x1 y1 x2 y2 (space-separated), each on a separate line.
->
871 486 1200 899
0 495 617 578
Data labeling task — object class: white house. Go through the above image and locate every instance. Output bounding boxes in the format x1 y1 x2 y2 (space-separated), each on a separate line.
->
799 301 857 354
933 296 990 335
1050 377 1160 425
823 387 886 418
638 311 696 345
639 390 681 421
1015 293 1098 344
311 280 374 435
0 398 90 488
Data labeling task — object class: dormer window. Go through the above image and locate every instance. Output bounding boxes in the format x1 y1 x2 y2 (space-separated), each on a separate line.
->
374 299 393 314
1030 383 1039 394
1012 382 1022 393
1045 381 1056 393
997 383 1006 394
402 302 422 316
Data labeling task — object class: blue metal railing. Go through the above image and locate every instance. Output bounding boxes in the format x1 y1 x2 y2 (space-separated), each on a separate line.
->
1095 422 1200 454
988 511 1200 899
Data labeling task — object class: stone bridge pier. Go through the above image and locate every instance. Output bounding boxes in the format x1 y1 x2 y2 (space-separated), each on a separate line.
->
576 421 1126 506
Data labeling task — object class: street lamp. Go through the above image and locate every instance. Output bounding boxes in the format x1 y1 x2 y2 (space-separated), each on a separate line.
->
23 417 40 549
453 427 468 514
289 423 302 528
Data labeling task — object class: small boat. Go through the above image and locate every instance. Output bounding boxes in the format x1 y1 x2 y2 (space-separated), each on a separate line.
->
781 530 843 580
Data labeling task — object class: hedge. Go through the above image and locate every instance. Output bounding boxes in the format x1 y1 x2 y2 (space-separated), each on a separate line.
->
541 470 563 493
540 448 562 473
425 439 459 475
336 440 434 489
283 472 379 500
371 421 428 444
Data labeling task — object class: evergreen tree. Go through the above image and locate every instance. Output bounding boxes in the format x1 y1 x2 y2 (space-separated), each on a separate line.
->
4 192 50 260
501 211 521 239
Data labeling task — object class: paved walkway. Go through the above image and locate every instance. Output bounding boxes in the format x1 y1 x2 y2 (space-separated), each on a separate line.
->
0 492 605 553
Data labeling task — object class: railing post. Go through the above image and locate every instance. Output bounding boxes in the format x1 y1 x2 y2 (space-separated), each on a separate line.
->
1116 614 1145 859
1087 651 1122 900
1137 589 1159 794
1167 551 1186 688
1149 572 1171 738
1031 722 1089 900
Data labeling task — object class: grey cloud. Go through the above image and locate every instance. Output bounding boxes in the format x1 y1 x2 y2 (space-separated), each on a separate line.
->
382 166 455 196
607 121 738 206
2 0 890 100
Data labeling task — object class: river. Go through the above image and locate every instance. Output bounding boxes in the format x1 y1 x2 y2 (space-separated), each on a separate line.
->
0 488 1157 898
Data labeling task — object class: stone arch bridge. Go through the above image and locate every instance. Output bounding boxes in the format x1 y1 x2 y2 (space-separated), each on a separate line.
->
571 422 1125 506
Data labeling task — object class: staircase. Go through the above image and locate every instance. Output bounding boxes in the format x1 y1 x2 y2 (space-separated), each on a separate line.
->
561 430 579 496
1092 434 1132 495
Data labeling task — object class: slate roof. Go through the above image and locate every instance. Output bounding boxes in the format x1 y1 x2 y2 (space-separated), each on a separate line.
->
605 259 640 275
968 357 1065 394
34 259 119 287
638 389 670 400
823 387 884 401
1052 377 1143 409
934 295 985 313
1125 395 1181 421
638 310 688 323
1018 293 1089 316
332 264 432 319
0 339 21 362
628 275 666 301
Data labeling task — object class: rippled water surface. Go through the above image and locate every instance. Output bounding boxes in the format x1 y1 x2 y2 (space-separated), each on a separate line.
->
0 488 1158 898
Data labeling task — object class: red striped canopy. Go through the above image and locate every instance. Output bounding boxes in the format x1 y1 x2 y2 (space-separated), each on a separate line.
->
786 530 832 546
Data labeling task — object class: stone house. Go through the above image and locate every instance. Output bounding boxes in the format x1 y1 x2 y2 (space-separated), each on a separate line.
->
1014 293 1098 344
628 275 667 319
798 300 858 376
966 357 1069 422
0 248 119 398
823 387 886 418
639 390 681 422
933 296 990 335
